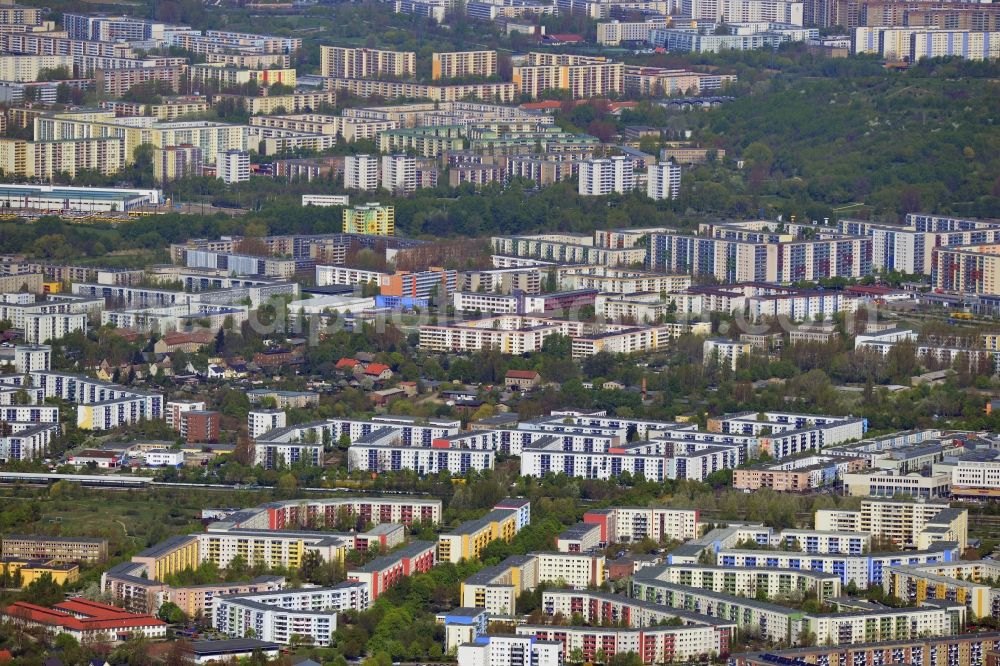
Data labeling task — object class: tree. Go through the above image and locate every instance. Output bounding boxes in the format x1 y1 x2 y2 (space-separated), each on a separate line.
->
157 601 186 624
20 573 65 607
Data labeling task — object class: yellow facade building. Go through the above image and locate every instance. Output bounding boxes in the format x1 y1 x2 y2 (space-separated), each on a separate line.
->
438 508 519 564
342 203 395 236
131 535 200 581
0 137 123 179
0 558 80 586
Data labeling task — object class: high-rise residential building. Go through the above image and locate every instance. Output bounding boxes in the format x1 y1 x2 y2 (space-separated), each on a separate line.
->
512 59 624 99
165 400 207 432
909 30 1000 60
14 344 51 374
681 0 804 24
181 410 221 444
342 203 395 236
0 5 45 27
153 144 203 183
647 162 682 200
344 154 380 191
249 409 287 439
578 156 634 196
931 244 1000 296
320 46 416 79
63 14 164 41
0 55 75 83
431 50 497 80
380 154 416 194
216 149 250 184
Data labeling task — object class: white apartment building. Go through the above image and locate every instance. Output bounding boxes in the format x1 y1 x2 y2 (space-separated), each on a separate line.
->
815 499 968 550
315 265 385 288
302 194 349 207
380 154 416 194
579 156 634 196
452 291 520 314
647 161 681 200
165 400 206 432
213 589 341 645
249 409 287 439
254 441 323 469
534 552 606 589
344 154 380 191
588 507 700 543
14 345 51 373
216 150 249 184
458 635 563 666
347 441 495 475
597 19 669 46
23 312 87 344
703 338 751 370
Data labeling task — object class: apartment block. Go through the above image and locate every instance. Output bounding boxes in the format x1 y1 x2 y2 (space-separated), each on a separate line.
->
459 636 563 666
327 77 517 103
344 154 380 191
648 161 682 200
130 535 200 581
582 507 701 544
2 535 108 563
598 19 669 45
341 202 394 236
248 409 286 439
431 50 497 80
320 46 416 79
95 66 186 96
513 60 624 99
578 156 635 195
0 54 74 82
153 144 203 183
815 499 968 550
243 91 337 115
213 590 338 645
346 541 436 600
216 149 250 184
438 504 525 564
